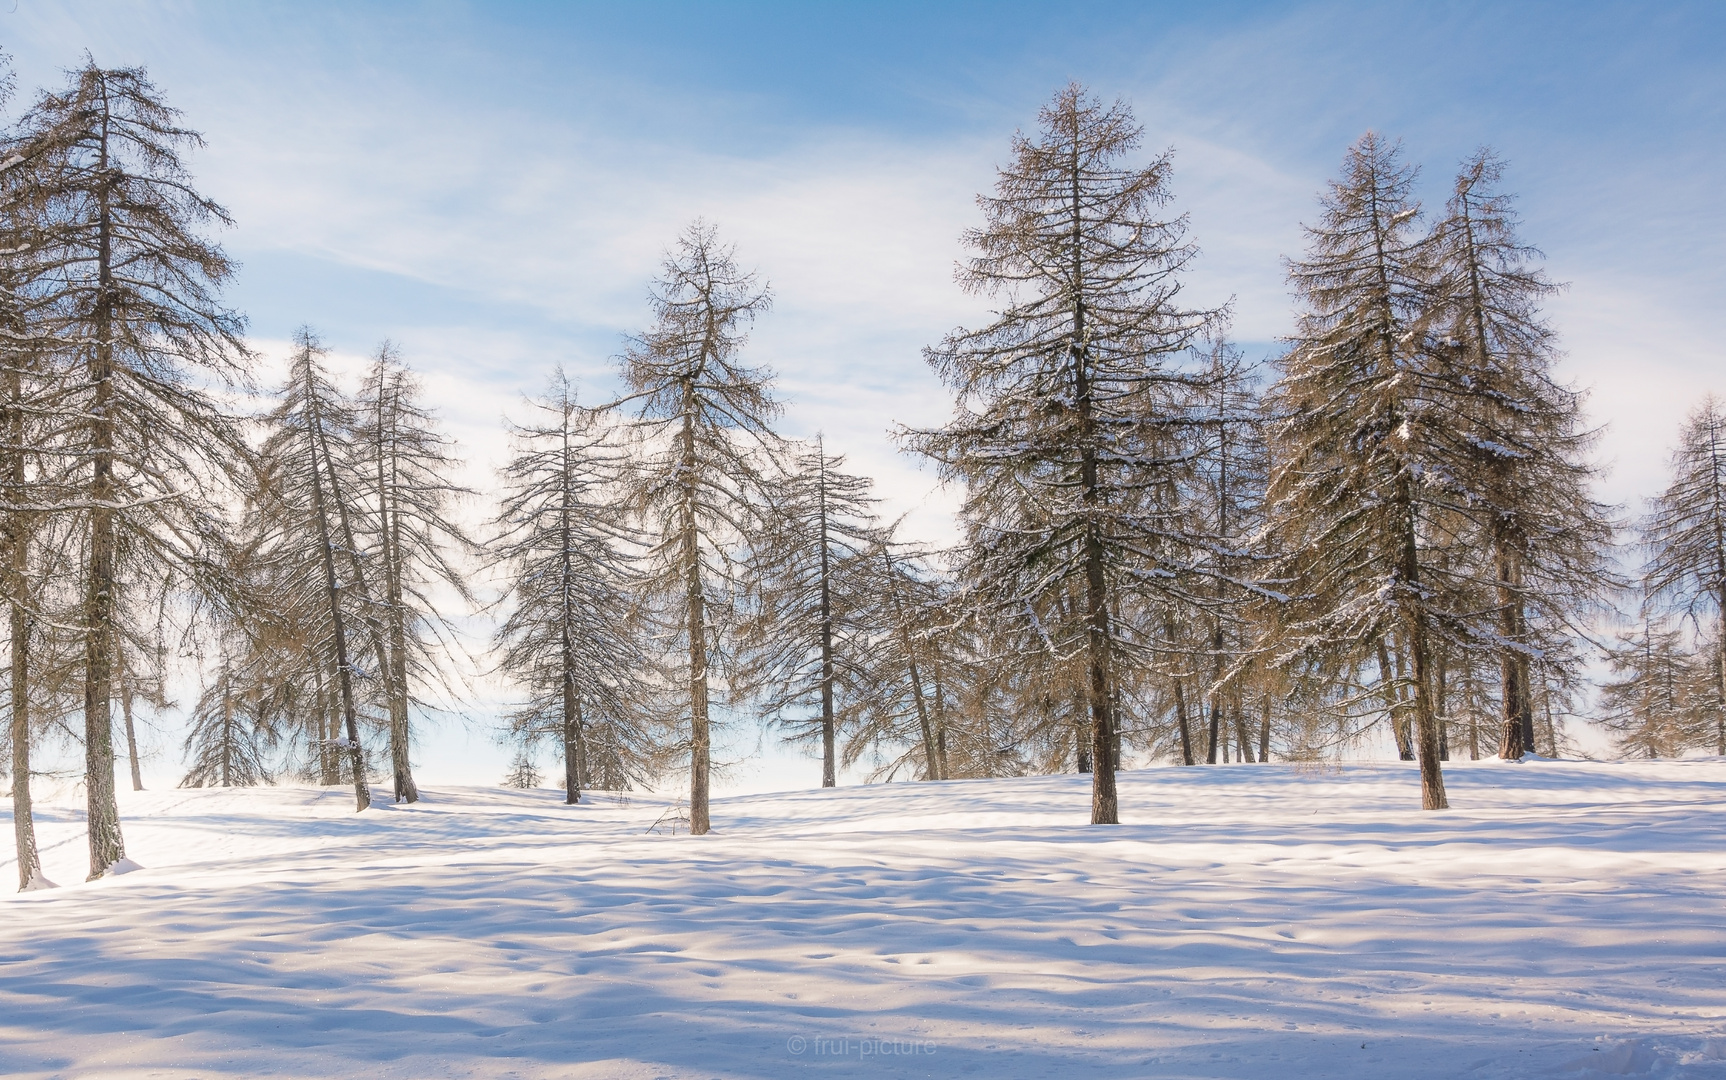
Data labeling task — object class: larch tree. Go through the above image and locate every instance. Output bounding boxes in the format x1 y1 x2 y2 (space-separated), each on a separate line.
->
908 84 1222 824
1192 340 1271 765
491 371 655 803
178 630 277 788
255 329 371 810
1267 133 1454 810
356 344 474 803
1597 614 1696 758
844 535 951 782
1425 150 1616 760
1640 395 1726 756
738 438 880 787
610 221 780 835
19 63 248 875
0 63 67 890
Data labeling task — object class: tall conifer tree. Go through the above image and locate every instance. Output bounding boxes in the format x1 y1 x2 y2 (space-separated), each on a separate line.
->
1640 396 1726 756
1267 134 1454 809
1425 150 1616 760
611 221 780 835
738 438 880 787
491 372 654 801
910 84 1221 824
20 63 247 873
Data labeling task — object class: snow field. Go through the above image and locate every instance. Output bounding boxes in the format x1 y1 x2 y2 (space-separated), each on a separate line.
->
3 759 1725 1078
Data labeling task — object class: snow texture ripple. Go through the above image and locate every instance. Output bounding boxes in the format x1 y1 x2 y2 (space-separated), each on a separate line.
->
2 758 1724 1078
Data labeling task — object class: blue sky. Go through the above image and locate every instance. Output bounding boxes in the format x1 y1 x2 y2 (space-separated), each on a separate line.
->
5 1 1722 788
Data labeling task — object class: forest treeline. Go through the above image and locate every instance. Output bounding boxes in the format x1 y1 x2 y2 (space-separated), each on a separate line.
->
3 66 1723 886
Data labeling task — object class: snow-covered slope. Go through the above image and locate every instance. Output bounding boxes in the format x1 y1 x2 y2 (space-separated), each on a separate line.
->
3 759 1725 1079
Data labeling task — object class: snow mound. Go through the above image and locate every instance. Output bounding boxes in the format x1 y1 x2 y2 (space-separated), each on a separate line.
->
101 857 145 876
20 871 57 891
1559 1039 1668 1077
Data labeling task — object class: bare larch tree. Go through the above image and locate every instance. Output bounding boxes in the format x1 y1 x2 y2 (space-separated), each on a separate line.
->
610 221 780 835
491 371 654 802
1425 149 1617 760
19 63 248 875
256 330 372 809
1640 395 1726 756
908 84 1222 824
738 438 880 787
1267 134 1454 809
356 344 474 803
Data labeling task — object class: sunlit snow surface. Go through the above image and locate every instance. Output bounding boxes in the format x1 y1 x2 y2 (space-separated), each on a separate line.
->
4 760 1725 1078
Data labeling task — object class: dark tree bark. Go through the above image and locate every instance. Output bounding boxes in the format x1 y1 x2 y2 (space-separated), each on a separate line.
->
306 358 371 811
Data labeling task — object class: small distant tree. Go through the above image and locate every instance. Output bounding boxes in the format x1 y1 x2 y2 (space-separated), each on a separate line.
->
1640 395 1726 756
502 750 541 790
179 638 277 788
1192 340 1271 765
908 84 1222 824
609 221 781 835
738 439 880 787
1597 615 1696 758
843 536 952 781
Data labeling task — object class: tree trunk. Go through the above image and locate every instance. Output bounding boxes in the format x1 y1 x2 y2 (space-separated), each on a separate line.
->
308 372 370 811
1717 608 1726 757
1075 695 1092 773
219 681 233 788
1232 698 1255 763
1407 609 1449 808
313 659 338 785
882 549 940 781
1376 638 1415 760
556 401 583 803
1063 131 1120 824
5 351 47 890
1434 646 1450 763
1206 687 1221 764
375 382 418 803
1075 360 1118 821
563 687 583 804
1398 488 1449 809
1539 680 1558 758
1077 410 1117 819
1258 695 1272 763
1173 676 1195 766
383 548 416 802
1495 545 1533 760
84 95 126 879
8 593 44 890
1713 547 1725 756
817 452 836 788
121 681 143 790
116 646 142 791
680 384 710 835
1457 193 1537 765
329 490 402 796
319 400 411 801
931 663 951 781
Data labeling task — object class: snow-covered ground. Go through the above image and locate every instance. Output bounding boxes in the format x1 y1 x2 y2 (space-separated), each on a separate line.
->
3 759 1725 1079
